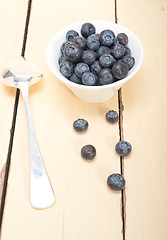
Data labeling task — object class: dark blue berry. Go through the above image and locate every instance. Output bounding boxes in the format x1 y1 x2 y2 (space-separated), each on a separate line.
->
59 60 74 78
81 23 96 38
82 50 97 65
90 61 102 75
106 110 118 123
82 72 97 86
60 41 71 54
110 43 125 59
121 55 135 70
74 63 90 78
73 118 88 132
73 36 86 49
115 140 132 156
97 46 110 58
99 54 116 68
117 33 128 46
111 62 129 80
124 46 131 56
98 68 115 85
107 174 125 191
99 30 115 47
86 34 100 51
66 30 79 42
64 43 82 63
81 144 96 160
58 55 66 65
69 73 82 84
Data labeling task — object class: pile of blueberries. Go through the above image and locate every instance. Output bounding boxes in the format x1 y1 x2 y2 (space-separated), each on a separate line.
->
58 22 135 86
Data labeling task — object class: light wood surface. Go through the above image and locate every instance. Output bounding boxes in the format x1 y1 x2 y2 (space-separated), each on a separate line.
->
1 0 167 239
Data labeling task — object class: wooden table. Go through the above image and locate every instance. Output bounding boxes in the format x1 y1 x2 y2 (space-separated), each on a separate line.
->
0 0 167 239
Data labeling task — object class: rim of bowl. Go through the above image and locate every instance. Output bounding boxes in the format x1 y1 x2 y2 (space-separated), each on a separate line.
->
46 20 144 90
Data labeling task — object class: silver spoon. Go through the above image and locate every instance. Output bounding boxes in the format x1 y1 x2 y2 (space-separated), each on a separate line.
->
1 57 55 209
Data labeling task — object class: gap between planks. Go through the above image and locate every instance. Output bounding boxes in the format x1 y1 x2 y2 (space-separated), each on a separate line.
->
0 0 33 234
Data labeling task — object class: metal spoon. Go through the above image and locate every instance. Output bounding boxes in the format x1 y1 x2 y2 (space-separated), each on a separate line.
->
1 57 55 209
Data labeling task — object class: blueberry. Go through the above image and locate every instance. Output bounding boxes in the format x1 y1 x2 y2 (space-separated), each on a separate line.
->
58 55 66 65
81 23 96 38
99 30 115 47
115 140 132 156
82 72 97 86
82 50 97 65
117 33 128 46
64 43 82 63
107 174 125 191
111 62 129 80
97 46 110 58
99 54 116 68
59 60 74 78
86 33 100 51
74 63 90 78
110 43 125 59
121 55 135 70
81 144 96 160
73 118 88 132
60 41 71 54
66 30 79 42
106 110 118 123
90 61 102 75
98 68 115 85
124 46 131 56
73 36 86 49
69 73 82 84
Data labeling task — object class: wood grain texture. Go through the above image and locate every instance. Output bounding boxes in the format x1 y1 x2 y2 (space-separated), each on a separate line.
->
1 0 123 240
117 0 167 239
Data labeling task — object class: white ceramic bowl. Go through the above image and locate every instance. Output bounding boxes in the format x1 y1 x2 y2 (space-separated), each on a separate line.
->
46 20 144 103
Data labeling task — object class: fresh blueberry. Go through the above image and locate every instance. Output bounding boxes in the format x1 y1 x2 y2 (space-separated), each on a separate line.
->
73 36 86 49
117 33 128 46
59 60 74 78
107 174 125 191
60 41 71 54
97 46 110 58
111 62 129 80
82 50 97 65
64 43 82 63
99 30 115 47
121 55 135 70
86 33 100 51
90 61 102 75
81 144 96 160
58 55 66 65
99 53 116 68
115 140 132 156
98 68 115 85
66 30 79 42
69 73 82 84
73 118 88 132
81 23 96 38
82 72 97 86
106 110 118 123
124 46 131 56
74 62 90 78
110 43 125 59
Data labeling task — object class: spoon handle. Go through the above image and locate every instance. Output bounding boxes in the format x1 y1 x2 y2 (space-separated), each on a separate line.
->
21 85 55 209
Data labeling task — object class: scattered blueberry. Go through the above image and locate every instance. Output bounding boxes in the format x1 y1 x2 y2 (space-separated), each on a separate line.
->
115 140 132 156
73 118 88 132
59 60 74 78
82 50 97 65
110 43 125 59
99 30 115 47
82 72 97 86
73 36 87 49
66 30 79 42
90 61 102 75
81 144 96 160
58 55 66 65
74 63 90 78
81 23 96 38
99 53 116 68
106 110 118 123
69 73 82 84
98 68 115 85
97 46 111 58
117 33 128 46
107 174 125 190
64 43 82 63
86 33 100 51
121 55 135 70
111 62 129 79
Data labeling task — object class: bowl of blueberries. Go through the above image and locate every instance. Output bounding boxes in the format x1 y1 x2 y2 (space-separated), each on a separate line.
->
46 20 144 103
